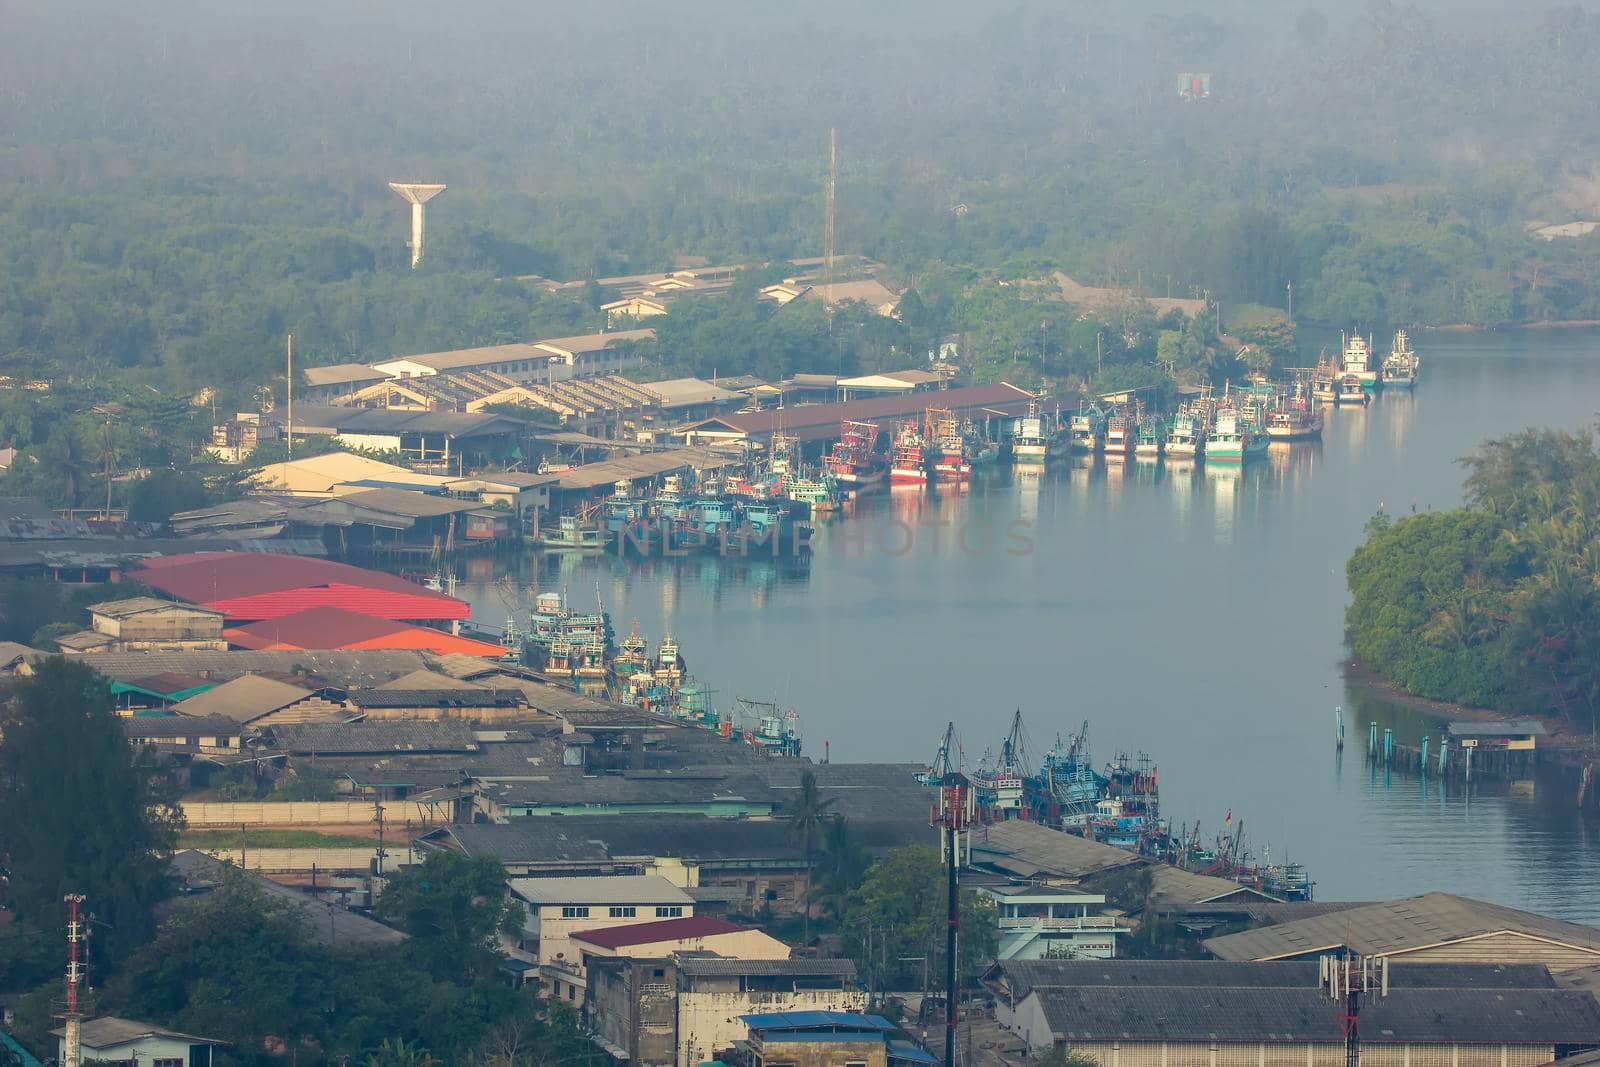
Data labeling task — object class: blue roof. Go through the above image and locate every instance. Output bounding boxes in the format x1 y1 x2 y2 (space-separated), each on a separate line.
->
889 1041 940 1066
739 1011 896 1033
0 1032 45 1067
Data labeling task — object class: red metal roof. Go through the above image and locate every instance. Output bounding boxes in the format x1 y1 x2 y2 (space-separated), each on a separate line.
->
224 607 504 656
569 915 750 949
133 553 469 623
687 383 1035 440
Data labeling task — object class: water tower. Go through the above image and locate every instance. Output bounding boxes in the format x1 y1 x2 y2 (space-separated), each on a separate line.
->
387 181 447 267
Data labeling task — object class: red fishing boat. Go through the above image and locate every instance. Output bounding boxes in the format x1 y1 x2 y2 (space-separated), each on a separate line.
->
824 419 886 489
889 419 929 486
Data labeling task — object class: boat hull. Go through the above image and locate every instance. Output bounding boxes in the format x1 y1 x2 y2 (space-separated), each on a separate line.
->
889 468 928 485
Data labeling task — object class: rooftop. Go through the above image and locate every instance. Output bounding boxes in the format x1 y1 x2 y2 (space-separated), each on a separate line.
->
375 341 561 372
265 721 480 755
76 649 434 689
167 850 403 947
123 715 246 739
279 404 525 440
332 487 485 520
1204 892 1600 962
507 874 694 907
635 377 748 409
571 915 749 949
132 552 469 620
87 596 218 619
223 606 507 657
347 688 526 709
534 328 655 356
1444 720 1550 738
969 820 1144 880
303 363 392 387
552 447 742 492
682 383 1034 440
246 452 451 494
1032 985 1600 1044
50 1016 225 1050
678 957 856 978
171 674 320 723
430 816 808 865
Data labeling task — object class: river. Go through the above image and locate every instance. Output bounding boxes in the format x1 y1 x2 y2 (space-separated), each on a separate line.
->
453 328 1600 919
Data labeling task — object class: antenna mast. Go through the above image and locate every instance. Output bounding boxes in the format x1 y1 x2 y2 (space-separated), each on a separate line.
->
62 893 86 1067
825 128 836 306
286 333 294 461
1320 952 1390 1067
931 771 974 1067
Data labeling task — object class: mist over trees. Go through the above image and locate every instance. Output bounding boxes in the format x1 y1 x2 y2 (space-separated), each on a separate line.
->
3 1 1600 395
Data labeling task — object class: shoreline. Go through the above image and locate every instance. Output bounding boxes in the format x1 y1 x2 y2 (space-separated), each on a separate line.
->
1343 658 1596 756
1425 320 1600 333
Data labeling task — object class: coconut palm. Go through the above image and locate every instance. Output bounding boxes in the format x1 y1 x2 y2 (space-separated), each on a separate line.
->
787 769 837 945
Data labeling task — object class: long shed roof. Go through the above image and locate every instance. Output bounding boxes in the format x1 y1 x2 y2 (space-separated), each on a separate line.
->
681 383 1035 440
1204 892 1600 962
969 819 1143 879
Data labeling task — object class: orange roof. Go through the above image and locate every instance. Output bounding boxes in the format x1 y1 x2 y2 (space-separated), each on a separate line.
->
224 607 506 657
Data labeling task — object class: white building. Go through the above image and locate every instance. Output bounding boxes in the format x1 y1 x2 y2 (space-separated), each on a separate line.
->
982 884 1130 960
507 875 695 1002
53 1016 225 1067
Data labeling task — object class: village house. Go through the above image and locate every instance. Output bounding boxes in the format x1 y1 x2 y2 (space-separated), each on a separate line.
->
55 597 228 655
168 673 350 728
52 1018 226 1067
738 1012 935 1067
506 875 696 1005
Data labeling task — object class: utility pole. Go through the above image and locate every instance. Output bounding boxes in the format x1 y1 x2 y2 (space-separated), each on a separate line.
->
286 333 295 460
931 772 973 1067
1287 281 1294 320
825 127 837 308
374 791 387 880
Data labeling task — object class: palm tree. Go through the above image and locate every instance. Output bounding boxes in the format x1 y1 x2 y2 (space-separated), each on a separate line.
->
787 769 837 945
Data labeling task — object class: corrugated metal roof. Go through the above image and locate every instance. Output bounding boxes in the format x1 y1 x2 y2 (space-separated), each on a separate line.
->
1034 985 1600 1044
990 960 1558 1001
1204 892 1600 962
167 850 403 947
247 452 450 494
571 915 748 948
508 875 694 906
133 552 469 622
331 488 483 519
123 715 244 738
740 1011 895 1032
224 607 508 657
1445 720 1550 738
76 649 433 688
87 596 218 619
171 674 320 723
636 378 747 409
303 363 391 387
683 383 1035 439
348 688 526 708
969 820 1142 879
553 448 741 491
266 721 479 754
679 957 855 977
50 1016 225 1050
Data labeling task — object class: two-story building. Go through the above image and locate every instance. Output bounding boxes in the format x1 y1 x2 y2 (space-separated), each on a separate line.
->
506 875 695 1004
981 884 1131 960
56 597 228 655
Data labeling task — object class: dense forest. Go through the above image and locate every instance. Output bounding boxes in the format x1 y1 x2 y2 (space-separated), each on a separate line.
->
1346 427 1600 730
5 1 1600 403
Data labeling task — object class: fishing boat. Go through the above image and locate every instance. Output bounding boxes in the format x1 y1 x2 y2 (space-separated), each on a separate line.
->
889 419 929 486
824 419 886 490
534 512 611 551
728 497 811 553
924 408 972 480
1382 329 1419 389
602 479 648 533
1340 332 1382 392
736 696 803 757
1011 401 1059 467
1103 407 1137 456
1205 405 1268 462
652 474 690 523
1261 855 1315 901
1312 357 1370 406
680 496 738 544
1069 406 1107 453
1134 416 1166 458
783 469 844 513
1165 407 1206 458
609 621 652 688
1265 396 1324 441
654 633 685 686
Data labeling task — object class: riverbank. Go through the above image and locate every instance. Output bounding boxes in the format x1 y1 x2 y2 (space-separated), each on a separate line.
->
1343 658 1599 759
1427 320 1600 333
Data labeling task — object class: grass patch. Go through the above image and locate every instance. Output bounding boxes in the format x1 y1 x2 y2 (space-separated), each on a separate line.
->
178 829 378 849
1224 302 1291 330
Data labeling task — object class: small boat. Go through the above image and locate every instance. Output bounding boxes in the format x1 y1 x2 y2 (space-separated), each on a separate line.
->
1134 416 1166 458
889 419 929 486
1165 408 1206 458
1382 329 1419 389
535 512 611 551
825 419 887 490
1103 408 1137 456
1340 332 1382 392
1205 406 1268 462
1069 407 1107 453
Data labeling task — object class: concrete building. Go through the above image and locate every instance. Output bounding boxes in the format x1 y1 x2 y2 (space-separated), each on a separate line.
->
738 1012 935 1067
676 959 863 1067
1204 893 1600 971
983 884 1130 960
52 1017 226 1067
78 597 228 653
984 959 1600 1065
507 875 696 1004
602 294 669 328
122 714 244 756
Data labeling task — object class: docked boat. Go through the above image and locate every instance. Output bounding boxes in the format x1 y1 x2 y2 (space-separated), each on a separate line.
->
1165 408 1206 458
1205 406 1268 462
1011 401 1060 467
609 622 653 688
652 474 690 523
1134 416 1166 458
1265 397 1324 441
1068 406 1107 453
654 632 685 686
889 419 929 486
602 479 648 533
783 470 844 513
681 497 738 542
534 512 611 551
825 419 887 490
1382 329 1419 389
925 408 972 481
728 496 811 553
1340 332 1382 392
1103 408 1137 456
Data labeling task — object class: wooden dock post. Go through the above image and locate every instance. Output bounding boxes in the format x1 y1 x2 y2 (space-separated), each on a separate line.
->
1369 721 1378 753
1383 728 1393 765
1420 736 1429 776
1336 707 1345 751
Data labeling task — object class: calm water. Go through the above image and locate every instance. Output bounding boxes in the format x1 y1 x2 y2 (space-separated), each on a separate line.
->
455 330 1600 919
